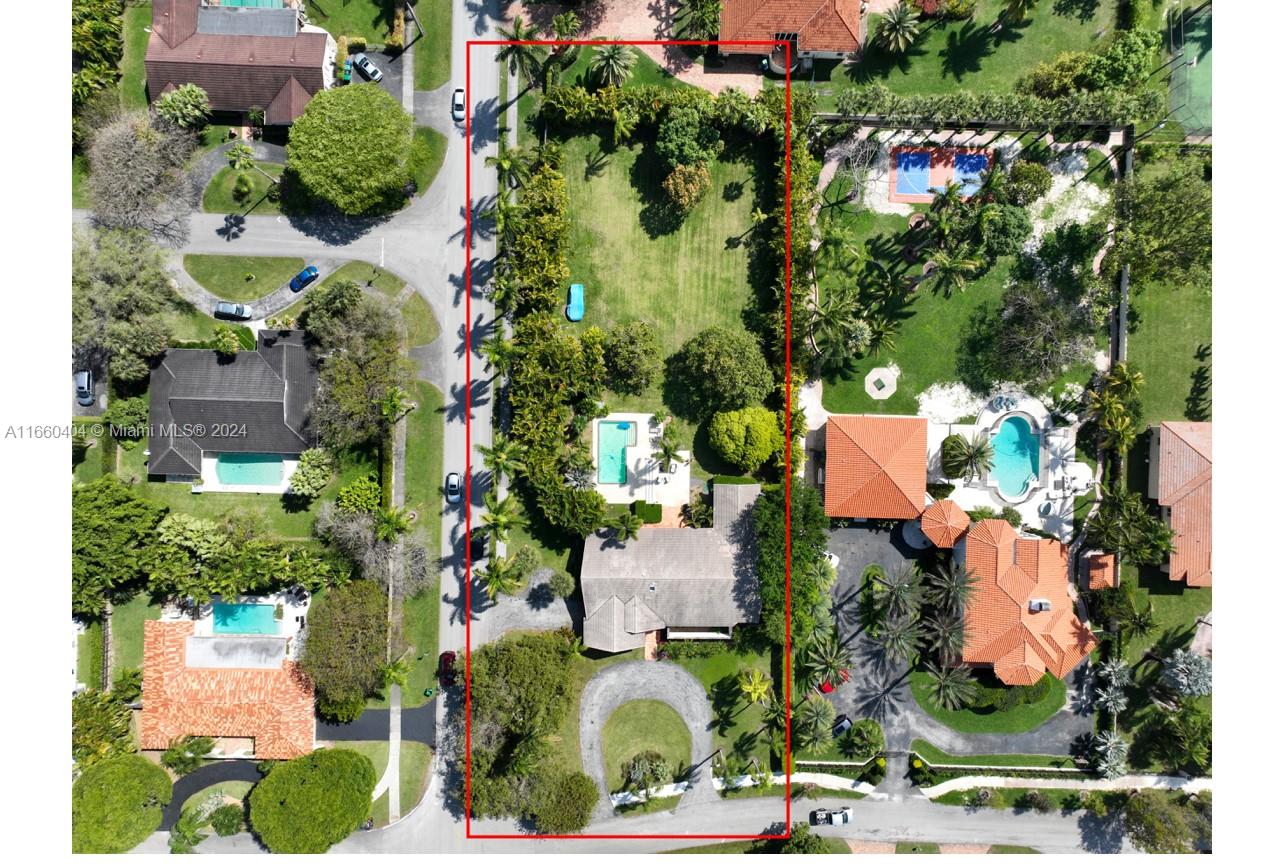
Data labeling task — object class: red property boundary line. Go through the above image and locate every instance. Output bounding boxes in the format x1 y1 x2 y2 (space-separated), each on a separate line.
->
464 38 793 842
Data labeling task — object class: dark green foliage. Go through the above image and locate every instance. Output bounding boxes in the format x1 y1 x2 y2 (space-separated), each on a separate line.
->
752 484 829 648
72 0 124 141
506 162 572 315
103 395 149 444
301 278 362 345
528 771 599 834
72 689 134 768
1123 789 1202 854
248 749 377 853
1000 506 1023 528
112 667 143 703
1016 790 1054 813
633 501 663 524
337 474 383 513
299 581 388 719
1085 486 1175 566
286 85 414 215
162 735 215 776
666 327 773 420
1007 162 1053 206
655 104 723 171
779 822 829 854
978 204 1033 257
210 804 243 837
602 321 662 395
833 83 1164 127
927 482 956 500
549 570 577 598
72 755 173 853
1106 157 1211 288
72 476 167 617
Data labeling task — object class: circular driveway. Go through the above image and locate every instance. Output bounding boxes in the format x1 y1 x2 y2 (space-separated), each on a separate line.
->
578 660 713 817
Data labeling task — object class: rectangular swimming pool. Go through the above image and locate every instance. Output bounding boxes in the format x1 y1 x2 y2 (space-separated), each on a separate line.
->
215 453 284 486
597 420 636 485
212 603 278 635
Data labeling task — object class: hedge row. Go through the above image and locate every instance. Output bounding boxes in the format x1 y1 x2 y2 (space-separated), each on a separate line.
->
829 85 1165 128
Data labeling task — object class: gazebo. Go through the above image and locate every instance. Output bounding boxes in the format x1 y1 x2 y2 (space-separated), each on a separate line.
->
920 499 970 548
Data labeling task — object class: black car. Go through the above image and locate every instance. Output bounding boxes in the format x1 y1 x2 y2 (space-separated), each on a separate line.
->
438 651 457 688
831 714 852 738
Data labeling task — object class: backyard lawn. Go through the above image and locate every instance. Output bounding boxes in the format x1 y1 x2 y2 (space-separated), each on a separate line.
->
111 592 164 674
411 127 448 195
202 164 285 216
304 0 395 42
411 0 452 90
672 650 773 771
908 670 1067 734
119 1 153 110
184 255 305 302
602 699 692 791
1127 279 1211 427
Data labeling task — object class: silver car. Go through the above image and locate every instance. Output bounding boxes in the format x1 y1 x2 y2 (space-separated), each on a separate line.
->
352 53 384 82
214 301 254 320
451 88 466 123
74 370 94 407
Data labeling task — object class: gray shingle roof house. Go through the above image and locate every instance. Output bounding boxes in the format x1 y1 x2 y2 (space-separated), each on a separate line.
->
147 330 317 479
580 483 763 652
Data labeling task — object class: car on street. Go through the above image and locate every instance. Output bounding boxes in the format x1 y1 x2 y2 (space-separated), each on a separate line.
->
438 651 457 688
289 265 320 291
451 88 466 122
74 370 94 407
810 807 853 826
444 471 463 504
831 714 852 738
352 53 383 82
213 301 254 320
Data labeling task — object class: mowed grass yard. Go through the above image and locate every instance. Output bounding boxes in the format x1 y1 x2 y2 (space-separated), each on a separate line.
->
184 255 305 302
119 1 152 110
544 649 645 778
672 650 773 771
111 592 164 674
202 164 285 216
1126 275 1211 428
602 699 692 791
305 0 394 42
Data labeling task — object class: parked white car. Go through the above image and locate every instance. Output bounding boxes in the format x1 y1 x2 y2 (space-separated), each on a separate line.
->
810 806 854 825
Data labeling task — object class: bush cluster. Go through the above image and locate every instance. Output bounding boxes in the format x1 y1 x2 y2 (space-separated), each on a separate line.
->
632 501 663 524
833 84 1165 127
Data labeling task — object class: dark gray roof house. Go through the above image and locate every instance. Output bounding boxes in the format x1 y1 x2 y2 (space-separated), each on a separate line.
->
580 483 763 652
147 330 317 478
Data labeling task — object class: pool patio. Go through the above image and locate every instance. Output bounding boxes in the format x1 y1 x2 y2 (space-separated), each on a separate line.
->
160 591 311 659
193 452 298 494
592 412 692 507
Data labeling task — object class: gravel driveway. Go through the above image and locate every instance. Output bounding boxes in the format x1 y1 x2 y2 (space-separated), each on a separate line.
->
578 660 715 819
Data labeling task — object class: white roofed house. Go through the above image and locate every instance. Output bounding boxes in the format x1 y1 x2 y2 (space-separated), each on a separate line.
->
579 484 763 653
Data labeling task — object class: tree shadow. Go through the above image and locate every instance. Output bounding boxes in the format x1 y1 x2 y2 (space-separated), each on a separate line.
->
1185 342 1211 421
1053 0 1102 23
938 21 998 83
710 674 743 737
842 41 929 87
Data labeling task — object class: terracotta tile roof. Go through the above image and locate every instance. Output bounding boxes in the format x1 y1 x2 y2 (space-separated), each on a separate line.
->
1156 422 1212 587
720 0 863 55
1084 552 1117 590
146 1 329 123
140 621 315 759
962 520 1097 686
920 499 969 547
824 415 927 519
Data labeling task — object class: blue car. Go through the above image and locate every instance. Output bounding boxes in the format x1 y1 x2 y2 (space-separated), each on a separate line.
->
289 265 320 292
566 283 585 322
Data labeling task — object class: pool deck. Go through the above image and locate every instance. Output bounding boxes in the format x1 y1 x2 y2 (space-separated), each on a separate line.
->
194 453 299 494
162 591 311 659
592 412 691 507
888 145 993 204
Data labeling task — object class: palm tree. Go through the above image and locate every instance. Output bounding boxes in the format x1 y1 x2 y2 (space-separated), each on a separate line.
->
613 510 644 543
878 616 922 665
931 180 965 214
738 668 772 705
380 385 412 426
866 314 899 358
874 2 922 56
589 43 636 87
651 426 686 474
762 693 788 733
877 563 922 621
678 0 722 39
485 145 531 190
804 630 852 688
497 17 547 88
480 555 522 601
380 656 413 689
793 694 836 751
478 434 526 484
974 167 1007 203
1117 599 1157 649
479 334 515 378
374 506 412 542
925 562 978 617
810 285 871 369
925 247 983 297
922 661 978 711
1001 0 1041 26
480 490 521 544
480 197 524 247
922 612 968 665
940 431 995 482
1105 361 1144 399
551 11 581 44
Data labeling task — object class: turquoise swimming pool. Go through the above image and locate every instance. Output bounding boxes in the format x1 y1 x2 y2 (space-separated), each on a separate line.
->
597 421 636 484
215 453 284 486
990 415 1040 499
212 603 278 635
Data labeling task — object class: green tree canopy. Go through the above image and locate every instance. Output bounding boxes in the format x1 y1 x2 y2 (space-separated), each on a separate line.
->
708 407 782 473
528 770 599 834
1122 789 1202 854
286 84 414 215
780 822 830 854
248 748 377 853
1108 157 1211 288
655 103 722 172
72 755 173 853
752 484 829 648
298 580 388 720
72 476 168 617
1085 486 1175 567
602 321 663 395
72 690 134 768
666 327 772 420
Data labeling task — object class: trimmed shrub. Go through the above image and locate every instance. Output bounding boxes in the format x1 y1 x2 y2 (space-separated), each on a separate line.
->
210 804 243 836
337 474 382 513
289 448 334 500
346 36 368 53
72 755 173 853
926 482 956 500
662 163 711 214
104 395 149 444
248 748 377 853
549 570 576 598
1008 161 1054 206
708 406 781 473
335 36 349 75
632 501 663 524
386 9 406 51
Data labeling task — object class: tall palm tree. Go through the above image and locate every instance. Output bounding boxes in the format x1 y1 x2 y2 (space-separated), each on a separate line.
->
922 661 978 711
810 285 870 368
922 612 968 665
480 490 521 545
940 431 995 482
651 426 686 474
931 179 965 214
1118 599 1157 649
613 510 644 543
925 562 978 617
485 145 531 190
1105 361 1144 398
479 334 515 378
551 11 581 44
877 563 922 621
874 2 921 56
866 314 899 358
497 17 547 87
678 0 722 39
878 616 922 665
925 247 983 297
738 668 772 706
480 197 524 248
793 694 836 751
374 506 412 542
762 693 789 733
480 555 522 601
974 167 1007 204
804 630 852 688
589 43 636 87
478 434 526 484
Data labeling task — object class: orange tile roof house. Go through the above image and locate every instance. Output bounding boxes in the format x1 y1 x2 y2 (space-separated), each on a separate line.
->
823 415 928 519
146 0 336 125
920 499 970 548
140 620 315 759
1147 421 1212 587
1082 551 1118 590
719 0 863 63
961 519 1097 686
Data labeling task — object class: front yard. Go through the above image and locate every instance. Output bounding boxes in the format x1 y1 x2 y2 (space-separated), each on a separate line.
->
202 164 286 216
672 648 774 772
602 699 692 791
183 255 305 302
908 669 1068 734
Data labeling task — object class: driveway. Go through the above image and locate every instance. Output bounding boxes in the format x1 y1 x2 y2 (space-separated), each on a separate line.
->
351 50 406 106
468 567 579 647
578 660 715 819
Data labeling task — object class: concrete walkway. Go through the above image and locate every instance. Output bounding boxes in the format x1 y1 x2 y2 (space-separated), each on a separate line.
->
921 772 1213 799
578 660 715 819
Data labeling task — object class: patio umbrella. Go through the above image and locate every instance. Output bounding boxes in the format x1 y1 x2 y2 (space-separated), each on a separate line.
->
920 499 970 548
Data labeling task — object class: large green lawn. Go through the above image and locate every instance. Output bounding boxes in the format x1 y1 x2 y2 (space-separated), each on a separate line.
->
119 2 152 110
672 651 773 772
111 592 164 674
804 1 1117 107
911 739 1079 768
559 46 685 91
202 164 285 216
411 0 452 90
305 0 394 42
908 670 1067 734
1127 281 1211 426
602 699 692 791
184 255 305 302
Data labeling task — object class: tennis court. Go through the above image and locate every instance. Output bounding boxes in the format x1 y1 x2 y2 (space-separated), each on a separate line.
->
1169 3 1212 135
